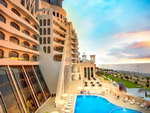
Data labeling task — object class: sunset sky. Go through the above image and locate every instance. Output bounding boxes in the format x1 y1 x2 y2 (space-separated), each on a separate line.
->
63 0 150 64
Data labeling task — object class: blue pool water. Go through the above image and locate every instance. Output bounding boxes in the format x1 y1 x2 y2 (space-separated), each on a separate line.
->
75 95 142 113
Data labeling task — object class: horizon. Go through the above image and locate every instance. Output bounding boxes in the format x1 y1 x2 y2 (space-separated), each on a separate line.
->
63 0 150 64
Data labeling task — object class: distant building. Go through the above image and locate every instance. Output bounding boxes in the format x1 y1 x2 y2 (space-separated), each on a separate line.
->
80 53 96 79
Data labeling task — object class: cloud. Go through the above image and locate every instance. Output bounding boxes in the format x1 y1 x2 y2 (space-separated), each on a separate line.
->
113 30 150 39
108 41 150 59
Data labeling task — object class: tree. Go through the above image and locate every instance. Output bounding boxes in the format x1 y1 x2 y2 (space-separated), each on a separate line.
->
138 88 150 97
146 77 150 83
125 75 129 80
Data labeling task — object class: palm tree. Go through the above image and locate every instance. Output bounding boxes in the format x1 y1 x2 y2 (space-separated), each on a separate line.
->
146 77 150 83
138 88 150 97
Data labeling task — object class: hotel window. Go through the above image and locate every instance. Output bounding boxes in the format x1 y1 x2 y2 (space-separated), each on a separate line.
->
32 35 37 40
48 28 50 35
33 25 37 30
0 31 5 40
40 28 42 35
32 55 37 61
24 18 30 24
40 19 42 26
21 0 25 6
9 51 19 58
0 49 4 58
10 66 38 112
0 66 23 113
10 22 20 31
57 13 59 17
44 28 46 35
10 36 19 45
23 30 30 36
48 37 50 44
43 37 46 44
47 19 50 26
32 45 37 51
24 66 46 105
60 14 62 19
0 0 7 7
48 46 50 53
11 8 21 17
0 94 7 113
39 37 42 44
44 19 46 26
43 46 46 53
22 54 29 61
53 11 55 16
0 14 6 23
23 41 30 48
34 66 50 98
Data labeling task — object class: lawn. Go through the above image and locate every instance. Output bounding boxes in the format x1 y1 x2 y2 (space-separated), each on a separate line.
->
98 74 142 88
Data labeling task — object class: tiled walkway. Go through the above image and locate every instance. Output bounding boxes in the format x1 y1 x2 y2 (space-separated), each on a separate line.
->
36 79 150 113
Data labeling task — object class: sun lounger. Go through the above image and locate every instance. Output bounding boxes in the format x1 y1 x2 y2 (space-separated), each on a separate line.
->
140 102 146 108
123 97 128 102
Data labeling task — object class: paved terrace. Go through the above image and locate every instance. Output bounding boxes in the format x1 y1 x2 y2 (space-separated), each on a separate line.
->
36 77 150 113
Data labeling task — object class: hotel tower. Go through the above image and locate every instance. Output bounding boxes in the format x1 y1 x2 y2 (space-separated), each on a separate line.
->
0 0 80 112
36 0 80 105
0 0 51 113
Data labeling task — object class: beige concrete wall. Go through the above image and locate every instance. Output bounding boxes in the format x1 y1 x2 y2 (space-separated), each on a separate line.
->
80 62 96 79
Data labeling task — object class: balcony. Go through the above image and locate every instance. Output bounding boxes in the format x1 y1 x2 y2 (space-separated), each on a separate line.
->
0 57 38 65
53 16 67 29
54 24 66 35
54 54 62 62
53 38 64 46
0 22 39 45
54 47 64 54
54 30 66 39
0 40 39 55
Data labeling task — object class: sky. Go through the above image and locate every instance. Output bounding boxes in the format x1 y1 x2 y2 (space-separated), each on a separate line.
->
63 0 150 64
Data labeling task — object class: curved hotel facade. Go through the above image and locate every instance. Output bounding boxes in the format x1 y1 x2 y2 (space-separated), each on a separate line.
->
0 0 82 112
0 0 50 113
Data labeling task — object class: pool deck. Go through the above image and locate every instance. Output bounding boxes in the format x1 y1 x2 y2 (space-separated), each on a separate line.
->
66 79 149 113
36 79 150 113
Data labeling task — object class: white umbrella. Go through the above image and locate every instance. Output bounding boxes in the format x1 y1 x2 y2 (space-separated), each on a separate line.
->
77 86 83 90
58 100 65 105
85 87 90 90
51 111 59 113
93 87 99 90
62 93 68 97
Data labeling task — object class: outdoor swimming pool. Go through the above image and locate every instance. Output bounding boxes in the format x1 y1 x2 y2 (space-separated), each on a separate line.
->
75 95 142 113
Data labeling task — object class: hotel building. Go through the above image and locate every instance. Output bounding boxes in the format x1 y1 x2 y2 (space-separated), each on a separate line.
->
0 0 50 113
80 53 96 79
0 0 80 112
36 0 80 104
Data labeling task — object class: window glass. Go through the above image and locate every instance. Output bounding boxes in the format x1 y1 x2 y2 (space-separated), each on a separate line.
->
34 66 50 98
47 37 50 44
10 22 20 31
0 49 4 58
0 31 5 40
0 66 22 113
0 0 7 7
11 8 21 17
10 66 38 112
9 51 19 58
47 46 50 53
10 36 19 45
0 14 6 23
24 66 46 105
